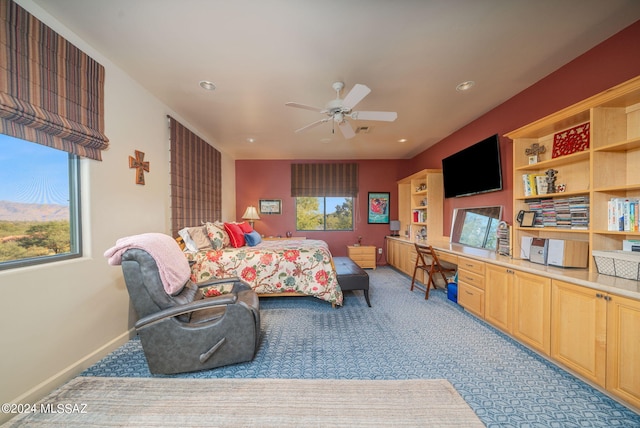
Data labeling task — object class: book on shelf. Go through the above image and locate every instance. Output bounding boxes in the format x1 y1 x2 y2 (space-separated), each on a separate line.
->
522 173 547 196
608 198 639 231
412 210 427 223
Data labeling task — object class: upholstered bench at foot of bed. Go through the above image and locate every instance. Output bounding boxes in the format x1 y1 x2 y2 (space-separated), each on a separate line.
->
334 257 371 307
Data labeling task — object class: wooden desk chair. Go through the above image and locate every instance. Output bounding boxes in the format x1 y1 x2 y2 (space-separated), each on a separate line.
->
411 244 457 299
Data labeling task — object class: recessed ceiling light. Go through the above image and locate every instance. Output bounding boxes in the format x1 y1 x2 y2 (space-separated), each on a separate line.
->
246 138 255 143
199 80 216 91
456 80 475 92
398 138 407 143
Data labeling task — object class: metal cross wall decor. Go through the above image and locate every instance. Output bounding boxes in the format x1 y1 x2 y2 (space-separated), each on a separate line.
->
525 143 546 157
129 150 150 185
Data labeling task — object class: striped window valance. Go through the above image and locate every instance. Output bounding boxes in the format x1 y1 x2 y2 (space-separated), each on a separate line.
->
0 1 108 160
291 163 359 197
169 116 221 236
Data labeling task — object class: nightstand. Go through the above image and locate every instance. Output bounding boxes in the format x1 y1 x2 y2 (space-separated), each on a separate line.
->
347 245 376 269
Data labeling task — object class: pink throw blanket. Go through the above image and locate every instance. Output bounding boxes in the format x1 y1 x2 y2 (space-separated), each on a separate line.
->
104 233 191 295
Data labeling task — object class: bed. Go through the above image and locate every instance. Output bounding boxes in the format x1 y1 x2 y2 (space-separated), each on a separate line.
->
184 230 343 306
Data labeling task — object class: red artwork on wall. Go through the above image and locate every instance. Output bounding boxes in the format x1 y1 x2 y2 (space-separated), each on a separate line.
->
552 123 590 158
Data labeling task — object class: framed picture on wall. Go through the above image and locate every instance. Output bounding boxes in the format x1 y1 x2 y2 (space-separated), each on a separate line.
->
368 192 390 224
259 199 282 215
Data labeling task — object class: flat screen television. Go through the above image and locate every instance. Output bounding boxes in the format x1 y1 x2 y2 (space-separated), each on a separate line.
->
442 134 503 198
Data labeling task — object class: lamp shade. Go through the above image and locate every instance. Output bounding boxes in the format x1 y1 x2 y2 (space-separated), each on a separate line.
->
242 206 260 221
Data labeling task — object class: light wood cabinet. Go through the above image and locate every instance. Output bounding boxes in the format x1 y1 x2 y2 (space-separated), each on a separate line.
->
512 270 551 355
484 266 551 356
385 238 415 277
551 280 608 387
506 75 640 271
457 256 485 317
551 279 640 409
347 245 376 269
606 294 640 409
484 264 513 333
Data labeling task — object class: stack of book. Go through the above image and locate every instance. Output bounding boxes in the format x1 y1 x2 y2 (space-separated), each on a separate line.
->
608 197 639 231
522 173 548 196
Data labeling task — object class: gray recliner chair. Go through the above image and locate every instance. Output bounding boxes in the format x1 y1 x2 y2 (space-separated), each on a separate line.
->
120 248 260 375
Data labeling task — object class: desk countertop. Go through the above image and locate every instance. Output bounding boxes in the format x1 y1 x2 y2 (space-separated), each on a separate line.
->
386 235 640 300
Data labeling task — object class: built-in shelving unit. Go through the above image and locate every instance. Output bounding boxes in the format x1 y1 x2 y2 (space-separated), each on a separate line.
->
506 75 640 271
397 169 443 241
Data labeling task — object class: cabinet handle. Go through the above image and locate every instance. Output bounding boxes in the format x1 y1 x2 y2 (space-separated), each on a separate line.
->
506 269 514 274
604 295 612 301
596 293 604 299
465 290 473 295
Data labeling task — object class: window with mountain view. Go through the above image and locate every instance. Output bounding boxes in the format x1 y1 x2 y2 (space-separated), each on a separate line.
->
296 197 353 231
0 134 81 269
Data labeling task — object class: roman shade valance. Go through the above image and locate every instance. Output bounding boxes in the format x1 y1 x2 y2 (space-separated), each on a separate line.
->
169 116 221 236
291 163 359 197
0 0 108 160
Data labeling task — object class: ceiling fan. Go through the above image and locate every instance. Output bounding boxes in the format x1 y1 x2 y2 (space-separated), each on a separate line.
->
285 82 398 139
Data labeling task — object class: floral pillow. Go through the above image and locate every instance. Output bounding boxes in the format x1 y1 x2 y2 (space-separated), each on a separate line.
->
206 222 228 250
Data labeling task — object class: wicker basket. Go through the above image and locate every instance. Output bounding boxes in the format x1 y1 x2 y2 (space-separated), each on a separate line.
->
592 250 640 280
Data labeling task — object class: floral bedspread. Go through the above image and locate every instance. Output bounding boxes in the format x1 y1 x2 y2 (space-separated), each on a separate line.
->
188 239 342 305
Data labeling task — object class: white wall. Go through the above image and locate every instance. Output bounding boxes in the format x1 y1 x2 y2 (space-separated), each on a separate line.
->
0 1 236 421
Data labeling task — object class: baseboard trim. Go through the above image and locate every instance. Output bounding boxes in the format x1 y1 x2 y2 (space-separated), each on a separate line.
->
1 329 134 424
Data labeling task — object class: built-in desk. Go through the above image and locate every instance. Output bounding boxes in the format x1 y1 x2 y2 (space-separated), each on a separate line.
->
385 235 640 412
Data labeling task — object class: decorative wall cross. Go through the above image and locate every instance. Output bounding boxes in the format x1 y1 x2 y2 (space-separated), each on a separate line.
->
525 143 546 157
129 150 150 185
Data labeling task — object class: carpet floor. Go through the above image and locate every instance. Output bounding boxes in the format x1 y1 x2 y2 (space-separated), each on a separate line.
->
2 377 484 427
79 266 639 427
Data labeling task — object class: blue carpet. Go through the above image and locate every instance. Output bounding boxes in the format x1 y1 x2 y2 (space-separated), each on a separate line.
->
82 267 640 427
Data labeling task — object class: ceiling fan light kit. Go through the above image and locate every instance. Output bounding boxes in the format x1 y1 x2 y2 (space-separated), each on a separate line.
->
285 81 398 139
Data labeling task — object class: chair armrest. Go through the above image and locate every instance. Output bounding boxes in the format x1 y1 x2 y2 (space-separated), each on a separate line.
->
195 276 252 293
135 293 238 329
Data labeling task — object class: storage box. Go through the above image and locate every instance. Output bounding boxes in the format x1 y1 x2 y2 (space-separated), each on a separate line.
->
447 283 458 304
592 250 640 280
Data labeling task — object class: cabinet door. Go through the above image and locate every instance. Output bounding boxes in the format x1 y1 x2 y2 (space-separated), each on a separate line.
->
513 271 551 355
606 294 640 408
387 240 399 269
551 280 607 387
484 265 513 333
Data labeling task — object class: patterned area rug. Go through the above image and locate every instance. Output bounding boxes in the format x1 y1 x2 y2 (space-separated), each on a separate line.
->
2 377 484 427
80 267 640 426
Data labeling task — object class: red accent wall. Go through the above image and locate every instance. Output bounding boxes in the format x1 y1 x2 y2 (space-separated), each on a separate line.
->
406 20 640 234
235 159 406 259
236 20 640 261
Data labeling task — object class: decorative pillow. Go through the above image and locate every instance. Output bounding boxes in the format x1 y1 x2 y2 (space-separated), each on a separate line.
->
212 221 230 247
244 230 262 247
224 222 246 248
187 226 212 250
238 221 253 234
178 227 198 252
205 222 227 250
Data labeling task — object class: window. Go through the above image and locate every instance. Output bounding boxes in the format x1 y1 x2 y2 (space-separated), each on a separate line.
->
0 134 81 269
296 197 353 231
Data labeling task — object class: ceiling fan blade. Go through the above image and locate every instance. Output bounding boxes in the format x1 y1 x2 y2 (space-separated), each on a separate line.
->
341 84 371 110
351 111 398 122
285 102 326 113
338 121 356 139
295 118 329 133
